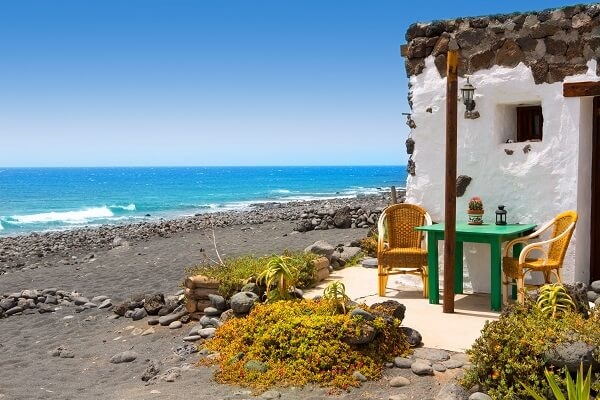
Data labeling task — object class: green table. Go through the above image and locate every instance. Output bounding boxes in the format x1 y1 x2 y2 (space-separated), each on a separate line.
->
415 223 536 311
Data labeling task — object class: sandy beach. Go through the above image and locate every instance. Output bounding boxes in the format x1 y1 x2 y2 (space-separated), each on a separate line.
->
0 196 468 400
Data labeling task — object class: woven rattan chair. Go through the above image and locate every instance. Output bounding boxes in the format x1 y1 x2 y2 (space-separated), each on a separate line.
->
502 210 577 304
377 203 432 297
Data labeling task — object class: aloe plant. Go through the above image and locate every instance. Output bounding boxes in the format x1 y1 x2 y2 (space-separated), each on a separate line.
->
521 364 595 400
536 283 576 318
322 280 350 313
257 256 296 301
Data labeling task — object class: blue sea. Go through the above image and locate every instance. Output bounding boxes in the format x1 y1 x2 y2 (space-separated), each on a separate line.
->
0 166 406 237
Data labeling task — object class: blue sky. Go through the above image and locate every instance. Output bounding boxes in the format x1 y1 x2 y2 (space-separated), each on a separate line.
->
0 0 591 167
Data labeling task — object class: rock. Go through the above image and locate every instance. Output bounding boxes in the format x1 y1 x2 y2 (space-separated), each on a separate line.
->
588 291 599 302
333 207 353 228
304 240 335 259
230 292 259 315
124 310 134 318
469 393 492 400
350 308 375 321
98 299 112 309
72 296 90 306
390 376 411 387
244 360 268 373
143 293 165 315
543 341 599 373
220 309 235 323
44 295 58 305
163 368 181 382
174 344 198 357
456 175 472 197
110 351 138 364
343 324 377 345
91 295 108 303
394 357 413 368
142 360 162 381
352 371 368 382
335 246 362 262
436 383 470 400
183 335 202 342
21 289 39 299
371 300 406 321
413 348 450 362
113 302 130 316
6 306 23 316
158 308 188 326
443 359 464 369
240 283 261 296
131 307 148 321
433 363 447 372
37 303 54 313
59 350 75 358
495 39 524 68
203 306 221 316
590 280 600 293
198 328 217 338
411 361 434 376
169 321 183 329
0 298 16 310
147 317 160 325
208 293 227 311
389 395 410 400
400 327 422 347
260 390 282 399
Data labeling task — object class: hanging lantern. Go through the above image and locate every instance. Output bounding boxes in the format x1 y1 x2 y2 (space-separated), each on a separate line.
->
405 137 415 154
495 205 507 225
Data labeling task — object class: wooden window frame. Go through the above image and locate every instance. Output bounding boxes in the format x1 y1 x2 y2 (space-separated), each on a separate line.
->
516 105 543 142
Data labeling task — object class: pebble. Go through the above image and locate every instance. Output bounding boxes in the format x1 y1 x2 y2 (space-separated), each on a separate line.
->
413 348 450 362
147 317 160 325
98 299 113 309
110 351 138 364
169 321 183 329
433 363 447 372
260 390 282 399
131 308 148 321
394 357 413 368
91 295 108 303
198 327 216 338
72 296 90 306
411 361 434 376
183 335 202 342
469 393 492 400
389 376 411 387
352 371 368 382
443 359 464 369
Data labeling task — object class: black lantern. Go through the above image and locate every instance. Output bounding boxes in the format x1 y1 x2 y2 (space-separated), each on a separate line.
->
495 205 507 225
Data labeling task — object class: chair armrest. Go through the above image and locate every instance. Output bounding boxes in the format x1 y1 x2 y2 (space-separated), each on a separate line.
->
518 243 547 264
422 212 432 251
377 211 387 253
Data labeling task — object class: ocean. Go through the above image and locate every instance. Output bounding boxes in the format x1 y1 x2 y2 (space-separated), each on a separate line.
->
0 166 406 237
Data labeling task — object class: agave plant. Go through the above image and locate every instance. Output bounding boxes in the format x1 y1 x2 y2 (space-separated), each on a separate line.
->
521 364 594 400
322 280 350 314
257 256 296 301
536 283 577 318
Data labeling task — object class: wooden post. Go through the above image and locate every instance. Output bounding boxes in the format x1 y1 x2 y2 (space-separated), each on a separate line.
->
443 50 458 313
391 186 398 204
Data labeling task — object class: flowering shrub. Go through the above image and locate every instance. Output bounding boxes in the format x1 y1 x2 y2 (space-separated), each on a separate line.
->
202 299 410 391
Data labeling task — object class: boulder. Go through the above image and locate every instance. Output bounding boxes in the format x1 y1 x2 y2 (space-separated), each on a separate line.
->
333 207 352 229
230 292 258 315
400 326 423 347
370 300 406 321
304 240 335 260
143 293 165 315
543 340 600 373
208 293 227 311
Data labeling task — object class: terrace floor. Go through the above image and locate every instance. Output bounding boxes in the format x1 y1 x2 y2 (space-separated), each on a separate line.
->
305 265 500 353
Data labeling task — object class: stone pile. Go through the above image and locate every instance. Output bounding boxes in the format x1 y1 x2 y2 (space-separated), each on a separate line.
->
587 280 600 307
294 205 384 232
0 288 113 318
403 3 600 85
0 193 394 272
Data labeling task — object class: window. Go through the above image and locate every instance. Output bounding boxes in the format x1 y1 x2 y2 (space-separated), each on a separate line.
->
517 106 543 142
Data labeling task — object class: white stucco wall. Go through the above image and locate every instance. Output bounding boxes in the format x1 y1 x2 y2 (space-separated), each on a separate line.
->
406 57 599 291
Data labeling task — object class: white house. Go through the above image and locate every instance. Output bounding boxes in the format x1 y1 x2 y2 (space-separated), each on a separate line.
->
402 4 600 292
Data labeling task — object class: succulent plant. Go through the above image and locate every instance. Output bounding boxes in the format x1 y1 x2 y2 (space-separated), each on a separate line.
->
468 196 484 211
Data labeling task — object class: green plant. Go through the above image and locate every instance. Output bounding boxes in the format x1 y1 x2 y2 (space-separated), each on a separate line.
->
322 281 350 314
257 255 296 301
202 299 410 391
462 304 600 399
536 283 577 318
468 196 483 210
521 364 595 400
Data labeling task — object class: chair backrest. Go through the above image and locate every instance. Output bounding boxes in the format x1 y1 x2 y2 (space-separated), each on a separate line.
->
548 210 578 264
383 203 427 249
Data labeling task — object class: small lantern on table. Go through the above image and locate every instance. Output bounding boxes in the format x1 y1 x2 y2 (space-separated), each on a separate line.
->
495 205 507 225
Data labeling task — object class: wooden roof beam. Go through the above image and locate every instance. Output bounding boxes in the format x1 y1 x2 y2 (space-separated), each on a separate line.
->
563 81 600 97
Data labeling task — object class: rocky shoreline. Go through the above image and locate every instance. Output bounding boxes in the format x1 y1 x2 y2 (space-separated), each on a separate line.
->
0 193 399 274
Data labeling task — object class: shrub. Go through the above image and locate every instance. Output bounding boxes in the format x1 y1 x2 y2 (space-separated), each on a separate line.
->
536 283 577 318
186 251 319 299
202 299 410 391
463 305 600 399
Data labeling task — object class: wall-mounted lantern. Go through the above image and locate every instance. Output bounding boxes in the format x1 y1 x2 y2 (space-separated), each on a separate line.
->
461 77 480 119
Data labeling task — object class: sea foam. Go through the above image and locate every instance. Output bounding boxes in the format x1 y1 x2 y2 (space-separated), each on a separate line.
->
9 207 114 224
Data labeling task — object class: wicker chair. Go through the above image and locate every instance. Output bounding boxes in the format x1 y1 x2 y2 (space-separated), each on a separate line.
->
377 203 432 297
502 210 578 304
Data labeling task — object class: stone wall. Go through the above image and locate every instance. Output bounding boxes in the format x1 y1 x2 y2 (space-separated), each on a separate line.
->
404 3 600 95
